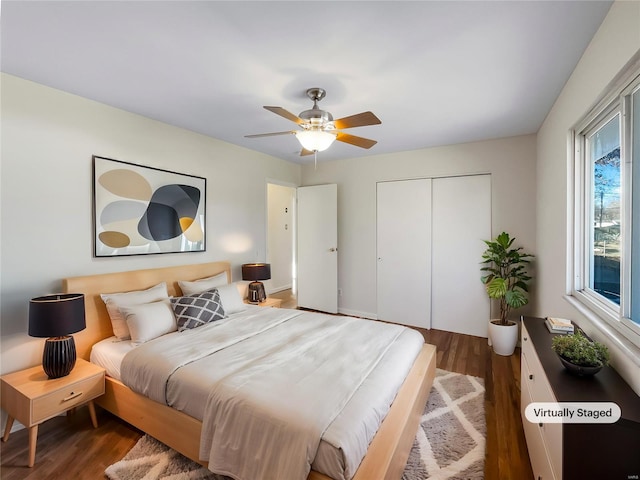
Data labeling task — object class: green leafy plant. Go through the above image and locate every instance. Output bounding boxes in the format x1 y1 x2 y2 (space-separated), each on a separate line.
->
480 232 534 325
551 330 610 368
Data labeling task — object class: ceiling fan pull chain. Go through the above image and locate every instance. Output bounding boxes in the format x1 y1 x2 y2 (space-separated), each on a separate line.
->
314 150 318 170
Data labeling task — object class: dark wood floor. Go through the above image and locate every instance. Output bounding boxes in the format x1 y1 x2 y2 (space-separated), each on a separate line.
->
419 328 533 480
1 291 533 480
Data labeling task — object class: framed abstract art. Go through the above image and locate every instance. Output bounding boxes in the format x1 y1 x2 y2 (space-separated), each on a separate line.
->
93 156 206 257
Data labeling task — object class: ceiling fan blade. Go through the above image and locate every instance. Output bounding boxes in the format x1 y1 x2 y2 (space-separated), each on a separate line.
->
300 148 315 156
264 106 304 124
333 111 381 130
245 131 295 138
336 132 377 149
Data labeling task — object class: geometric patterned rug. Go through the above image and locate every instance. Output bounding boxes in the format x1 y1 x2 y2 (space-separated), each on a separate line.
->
402 369 486 479
105 369 485 480
105 435 220 480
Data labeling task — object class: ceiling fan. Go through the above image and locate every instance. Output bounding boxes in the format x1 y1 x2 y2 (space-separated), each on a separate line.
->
245 87 382 157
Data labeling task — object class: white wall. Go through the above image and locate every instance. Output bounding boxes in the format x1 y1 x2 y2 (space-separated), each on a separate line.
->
301 134 537 320
0 74 301 377
536 1 640 394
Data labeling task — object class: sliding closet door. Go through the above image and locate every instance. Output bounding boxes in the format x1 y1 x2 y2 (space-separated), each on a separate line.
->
376 179 431 328
431 174 491 337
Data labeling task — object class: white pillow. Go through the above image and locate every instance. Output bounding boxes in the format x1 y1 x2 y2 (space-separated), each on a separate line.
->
100 282 169 340
216 283 247 315
120 301 177 345
178 272 228 296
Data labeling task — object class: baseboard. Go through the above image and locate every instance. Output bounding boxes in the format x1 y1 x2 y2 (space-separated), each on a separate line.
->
2 412 70 435
2 418 26 435
267 284 292 294
338 308 377 320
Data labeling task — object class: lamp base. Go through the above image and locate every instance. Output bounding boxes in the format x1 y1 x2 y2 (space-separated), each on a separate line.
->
43 336 77 379
247 281 267 304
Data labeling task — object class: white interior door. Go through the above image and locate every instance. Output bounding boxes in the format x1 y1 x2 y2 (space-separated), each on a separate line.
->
431 174 491 337
376 179 432 328
297 184 338 313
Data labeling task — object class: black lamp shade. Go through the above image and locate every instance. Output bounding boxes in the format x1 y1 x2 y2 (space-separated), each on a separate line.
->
29 293 86 379
242 264 271 303
241 263 271 281
29 293 86 337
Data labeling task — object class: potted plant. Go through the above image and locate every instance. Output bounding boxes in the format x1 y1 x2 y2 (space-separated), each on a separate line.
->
551 330 609 376
480 232 534 355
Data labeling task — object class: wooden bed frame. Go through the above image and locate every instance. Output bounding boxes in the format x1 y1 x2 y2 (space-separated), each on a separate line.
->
63 261 436 480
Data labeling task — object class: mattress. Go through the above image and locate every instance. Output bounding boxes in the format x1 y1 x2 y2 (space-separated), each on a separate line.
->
91 307 423 480
90 336 135 380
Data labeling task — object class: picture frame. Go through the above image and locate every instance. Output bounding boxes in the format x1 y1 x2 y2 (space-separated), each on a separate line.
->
93 156 206 257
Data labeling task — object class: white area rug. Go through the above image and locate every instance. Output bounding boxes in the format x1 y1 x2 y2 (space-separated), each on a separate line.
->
402 369 486 480
105 369 485 480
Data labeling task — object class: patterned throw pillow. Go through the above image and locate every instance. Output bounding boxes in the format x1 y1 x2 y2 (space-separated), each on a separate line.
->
171 289 226 331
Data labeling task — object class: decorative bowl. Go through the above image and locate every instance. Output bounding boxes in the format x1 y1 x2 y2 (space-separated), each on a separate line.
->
558 354 603 376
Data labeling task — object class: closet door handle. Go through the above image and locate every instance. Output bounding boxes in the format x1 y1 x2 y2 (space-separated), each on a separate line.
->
529 374 534 380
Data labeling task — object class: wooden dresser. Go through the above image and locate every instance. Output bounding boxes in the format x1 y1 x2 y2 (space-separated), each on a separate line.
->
520 317 640 480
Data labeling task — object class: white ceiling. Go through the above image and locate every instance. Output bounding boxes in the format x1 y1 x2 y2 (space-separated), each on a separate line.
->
1 1 612 165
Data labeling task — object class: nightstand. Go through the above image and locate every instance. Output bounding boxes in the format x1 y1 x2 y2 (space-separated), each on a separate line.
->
244 297 282 308
1 358 105 467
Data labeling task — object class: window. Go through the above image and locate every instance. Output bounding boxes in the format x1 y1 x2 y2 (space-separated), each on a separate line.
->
587 113 621 304
572 67 640 348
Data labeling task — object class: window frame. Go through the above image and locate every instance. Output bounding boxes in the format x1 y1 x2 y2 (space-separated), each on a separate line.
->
569 64 640 351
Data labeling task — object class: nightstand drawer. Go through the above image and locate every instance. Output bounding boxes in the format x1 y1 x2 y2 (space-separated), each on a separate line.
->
32 373 104 424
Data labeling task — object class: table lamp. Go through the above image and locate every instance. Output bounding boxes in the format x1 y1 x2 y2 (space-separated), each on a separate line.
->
242 263 271 303
29 293 86 379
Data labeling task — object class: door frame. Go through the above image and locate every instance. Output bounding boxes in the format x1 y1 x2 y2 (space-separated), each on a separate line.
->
266 179 297 294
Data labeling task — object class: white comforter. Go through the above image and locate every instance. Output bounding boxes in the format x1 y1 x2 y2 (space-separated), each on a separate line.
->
121 307 422 480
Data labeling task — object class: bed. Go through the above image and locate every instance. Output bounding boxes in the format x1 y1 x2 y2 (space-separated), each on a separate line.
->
63 261 436 480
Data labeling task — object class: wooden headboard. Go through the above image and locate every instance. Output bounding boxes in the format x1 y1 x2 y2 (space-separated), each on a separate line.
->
63 261 232 361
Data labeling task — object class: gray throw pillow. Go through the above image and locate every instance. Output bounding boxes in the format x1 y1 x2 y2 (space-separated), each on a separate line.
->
171 289 225 331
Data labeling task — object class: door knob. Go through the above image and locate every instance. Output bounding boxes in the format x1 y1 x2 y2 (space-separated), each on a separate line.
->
329 247 337 252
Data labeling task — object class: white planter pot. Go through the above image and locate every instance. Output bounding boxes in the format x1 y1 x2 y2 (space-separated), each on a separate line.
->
488 320 519 356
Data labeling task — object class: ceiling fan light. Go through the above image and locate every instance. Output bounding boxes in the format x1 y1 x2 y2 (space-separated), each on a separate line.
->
295 130 337 152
